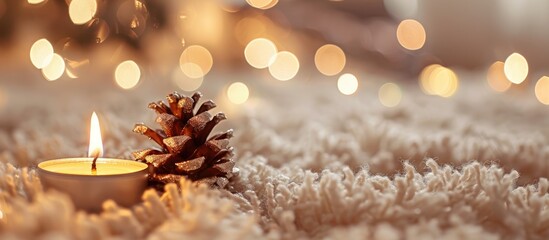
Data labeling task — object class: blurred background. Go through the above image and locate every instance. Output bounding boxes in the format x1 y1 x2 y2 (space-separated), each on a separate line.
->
0 0 549 112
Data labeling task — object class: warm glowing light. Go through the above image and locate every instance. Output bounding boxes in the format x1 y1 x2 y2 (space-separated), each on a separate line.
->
396 19 426 50
88 112 103 157
314 44 346 76
245 38 278 69
379 83 402 107
535 76 549 105
337 73 358 95
262 0 278 9
115 60 140 89
487 61 511 92
179 45 213 78
42 54 65 81
179 63 204 79
30 39 54 69
268 51 299 81
172 68 203 92
69 0 97 25
28 0 46 4
246 0 278 9
419 64 440 95
428 66 459 97
504 53 528 84
420 65 459 97
227 82 249 104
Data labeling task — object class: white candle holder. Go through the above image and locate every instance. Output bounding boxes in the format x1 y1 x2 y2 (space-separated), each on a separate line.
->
38 158 149 212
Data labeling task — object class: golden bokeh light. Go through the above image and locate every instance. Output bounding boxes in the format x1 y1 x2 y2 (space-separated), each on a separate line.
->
28 0 46 4
260 0 278 9
420 65 459 97
30 38 54 69
419 64 440 95
179 62 204 79
69 0 97 25
337 73 358 95
115 60 140 90
535 76 549 105
486 61 511 92
244 38 278 69
227 82 249 104
66 68 78 79
246 0 278 9
179 45 213 78
396 19 426 51
172 68 203 92
432 67 459 97
378 83 402 107
314 44 346 76
504 52 528 84
42 53 65 81
268 51 300 81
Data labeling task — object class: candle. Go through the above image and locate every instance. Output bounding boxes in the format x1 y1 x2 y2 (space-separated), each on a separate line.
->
37 112 148 212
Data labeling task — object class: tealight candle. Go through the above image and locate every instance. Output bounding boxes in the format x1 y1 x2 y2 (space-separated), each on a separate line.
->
37 112 148 212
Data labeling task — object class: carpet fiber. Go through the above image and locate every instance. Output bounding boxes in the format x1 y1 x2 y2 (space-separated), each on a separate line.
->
1 79 549 239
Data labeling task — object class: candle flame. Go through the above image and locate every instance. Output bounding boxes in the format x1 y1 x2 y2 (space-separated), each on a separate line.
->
88 112 103 158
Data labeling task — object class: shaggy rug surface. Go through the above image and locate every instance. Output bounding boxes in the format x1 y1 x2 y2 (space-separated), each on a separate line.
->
1 75 549 239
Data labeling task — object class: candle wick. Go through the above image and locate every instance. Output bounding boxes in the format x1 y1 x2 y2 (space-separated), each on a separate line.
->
91 151 99 175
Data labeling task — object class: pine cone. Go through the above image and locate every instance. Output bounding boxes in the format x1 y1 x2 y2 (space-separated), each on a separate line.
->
132 91 237 189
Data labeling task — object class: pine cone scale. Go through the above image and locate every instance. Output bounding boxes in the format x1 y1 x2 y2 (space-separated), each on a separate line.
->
156 113 181 137
191 139 229 162
133 91 237 190
178 96 195 122
175 156 204 173
163 135 195 157
196 100 216 115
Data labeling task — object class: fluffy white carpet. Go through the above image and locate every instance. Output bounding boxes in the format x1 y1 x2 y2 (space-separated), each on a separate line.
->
1 76 549 239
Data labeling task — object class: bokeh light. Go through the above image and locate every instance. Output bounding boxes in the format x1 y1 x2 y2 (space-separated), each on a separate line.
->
262 0 278 9
314 44 346 76
419 64 440 94
337 73 358 95
396 19 426 50
245 38 278 69
246 0 278 9
378 83 402 107
486 61 511 92
535 76 549 105
432 67 459 97
179 63 204 80
227 82 249 104
268 51 299 81
504 52 528 84
28 0 46 4
30 39 54 69
42 54 65 81
420 65 459 97
172 68 203 92
179 45 213 78
115 60 140 89
69 0 97 25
